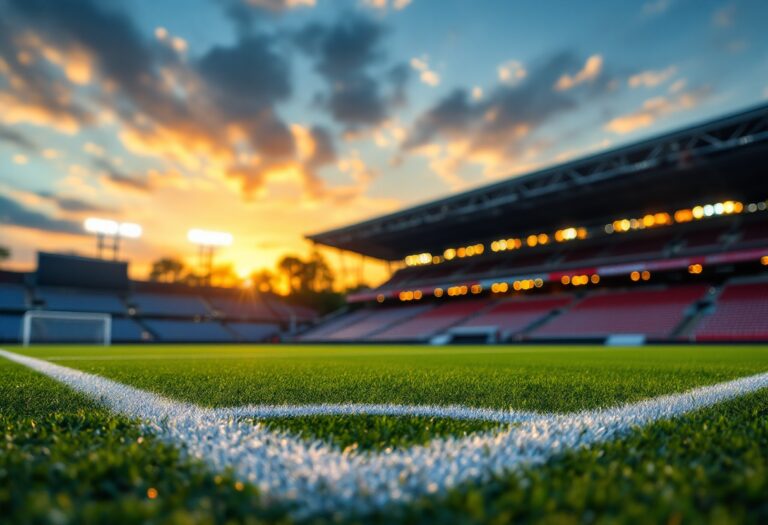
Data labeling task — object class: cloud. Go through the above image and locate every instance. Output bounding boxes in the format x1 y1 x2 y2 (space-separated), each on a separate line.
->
0 125 37 151
713 4 735 27
0 193 83 235
497 60 527 85
406 52 600 151
224 0 314 13
604 89 710 134
35 191 112 213
92 157 153 192
628 66 677 88
554 54 603 91
296 13 409 131
410 56 440 87
642 0 673 15
215 0 315 37
363 0 413 11
0 0 365 202
404 52 614 186
198 34 292 114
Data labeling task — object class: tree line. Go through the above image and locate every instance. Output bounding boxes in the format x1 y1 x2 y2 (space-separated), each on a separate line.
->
149 251 346 313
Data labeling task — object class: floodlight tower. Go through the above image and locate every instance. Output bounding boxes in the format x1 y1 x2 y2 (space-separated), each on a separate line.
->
187 229 233 286
84 218 142 260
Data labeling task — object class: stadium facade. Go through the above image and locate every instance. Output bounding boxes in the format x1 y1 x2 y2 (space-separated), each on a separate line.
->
0 252 315 344
301 103 768 344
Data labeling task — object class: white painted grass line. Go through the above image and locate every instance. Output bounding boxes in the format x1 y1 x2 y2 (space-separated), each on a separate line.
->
2 348 767 519
220 403 541 424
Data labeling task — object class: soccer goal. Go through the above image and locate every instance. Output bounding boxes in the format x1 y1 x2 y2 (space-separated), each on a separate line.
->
22 311 112 346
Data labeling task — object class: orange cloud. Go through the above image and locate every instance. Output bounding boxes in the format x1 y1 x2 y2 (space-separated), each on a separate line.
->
605 90 707 134
555 54 603 91
628 66 677 88
0 92 82 133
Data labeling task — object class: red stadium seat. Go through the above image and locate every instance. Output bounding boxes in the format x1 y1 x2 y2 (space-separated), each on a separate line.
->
371 300 490 341
531 286 707 339
693 282 768 341
456 296 571 338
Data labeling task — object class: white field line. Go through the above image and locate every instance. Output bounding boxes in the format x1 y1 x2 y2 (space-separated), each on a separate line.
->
2 348 767 518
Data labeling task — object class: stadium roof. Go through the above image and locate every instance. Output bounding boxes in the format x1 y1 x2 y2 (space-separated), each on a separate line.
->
307 103 768 261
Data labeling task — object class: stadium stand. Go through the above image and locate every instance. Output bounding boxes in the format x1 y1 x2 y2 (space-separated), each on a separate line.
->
323 305 432 341
36 287 126 314
0 283 27 311
531 286 707 340
207 294 276 321
455 296 572 339
298 309 375 340
143 319 234 342
112 318 148 342
227 322 281 342
371 300 489 341
607 232 675 261
1 254 313 344
0 314 21 342
8 105 768 344
734 217 768 247
130 292 210 317
693 281 768 341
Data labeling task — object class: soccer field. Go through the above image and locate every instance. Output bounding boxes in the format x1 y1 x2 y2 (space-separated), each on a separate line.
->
2 344 767 524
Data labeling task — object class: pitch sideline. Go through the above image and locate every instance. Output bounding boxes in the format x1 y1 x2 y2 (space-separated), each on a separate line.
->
2 348 767 517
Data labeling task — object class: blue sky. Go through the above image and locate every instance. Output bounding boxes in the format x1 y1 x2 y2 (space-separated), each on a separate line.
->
0 0 766 282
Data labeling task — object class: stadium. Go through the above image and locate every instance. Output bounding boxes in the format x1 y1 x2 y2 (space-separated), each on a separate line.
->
1 1 767 524
3 104 766 346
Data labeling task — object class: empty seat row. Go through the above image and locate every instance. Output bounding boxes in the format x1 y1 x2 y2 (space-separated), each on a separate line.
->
305 285 718 342
321 305 432 341
372 300 488 341
694 282 768 341
37 288 126 314
457 296 571 338
0 284 27 311
531 286 707 339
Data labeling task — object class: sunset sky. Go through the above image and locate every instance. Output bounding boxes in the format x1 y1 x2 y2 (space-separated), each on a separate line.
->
0 0 766 287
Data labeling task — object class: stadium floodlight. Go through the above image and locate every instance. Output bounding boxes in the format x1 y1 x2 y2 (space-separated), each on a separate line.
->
188 229 233 285
118 222 143 238
85 217 119 235
84 217 143 260
187 229 233 247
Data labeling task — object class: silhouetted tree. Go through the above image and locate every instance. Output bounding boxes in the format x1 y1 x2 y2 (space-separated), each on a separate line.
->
209 263 240 288
275 252 343 314
300 251 334 293
278 255 304 294
250 269 276 293
0 246 9 267
149 257 185 283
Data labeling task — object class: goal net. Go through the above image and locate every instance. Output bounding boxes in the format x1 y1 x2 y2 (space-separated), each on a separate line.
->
22 311 112 346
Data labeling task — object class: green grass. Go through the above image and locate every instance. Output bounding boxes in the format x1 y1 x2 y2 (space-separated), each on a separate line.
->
261 415 505 451
0 359 284 524
16 345 768 411
2 344 768 524
381 389 768 525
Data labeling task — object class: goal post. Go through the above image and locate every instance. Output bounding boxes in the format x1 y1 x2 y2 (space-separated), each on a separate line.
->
22 310 112 347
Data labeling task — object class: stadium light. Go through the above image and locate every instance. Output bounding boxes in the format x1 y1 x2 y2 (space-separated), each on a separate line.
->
84 218 119 235
188 228 233 286
84 218 142 260
187 229 233 247
119 222 143 238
